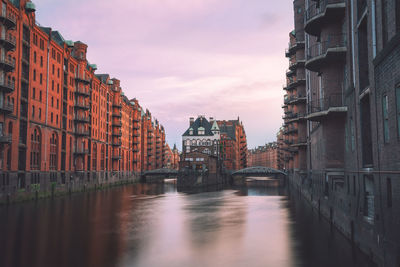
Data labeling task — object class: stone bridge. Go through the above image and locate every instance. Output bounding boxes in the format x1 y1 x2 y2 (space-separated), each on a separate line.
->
230 166 287 186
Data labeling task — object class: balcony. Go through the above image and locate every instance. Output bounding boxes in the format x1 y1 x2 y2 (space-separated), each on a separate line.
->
112 112 122 118
73 148 89 155
285 77 306 91
0 134 12 144
291 138 308 147
112 121 122 127
284 128 298 135
0 79 14 93
0 34 16 51
285 39 305 58
304 0 346 36
0 13 16 29
75 87 90 97
74 101 90 110
0 57 15 72
112 102 122 108
74 114 90 123
0 101 13 114
307 93 347 121
75 75 91 84
286 69 295 77
112 131 122 137
306 34 347 72
112 140 122 146
75 129 90 136
289 59 305 71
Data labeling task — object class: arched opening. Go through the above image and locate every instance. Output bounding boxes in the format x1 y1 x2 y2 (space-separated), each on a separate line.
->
30 127 41 170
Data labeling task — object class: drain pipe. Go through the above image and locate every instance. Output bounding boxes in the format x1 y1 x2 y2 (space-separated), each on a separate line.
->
371 0 377 58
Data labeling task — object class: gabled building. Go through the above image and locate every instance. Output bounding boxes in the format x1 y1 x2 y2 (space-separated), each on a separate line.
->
181 116 220 171
217 118 247 171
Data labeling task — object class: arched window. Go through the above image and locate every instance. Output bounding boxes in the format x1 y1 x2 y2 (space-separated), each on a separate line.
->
49 132 58 170
100 145 105 170
92 143 97 170
6 122 12 169
30 128 41 170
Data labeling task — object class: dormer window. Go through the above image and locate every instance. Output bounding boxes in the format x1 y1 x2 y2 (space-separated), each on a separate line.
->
189 127 193 135
198 126 205 135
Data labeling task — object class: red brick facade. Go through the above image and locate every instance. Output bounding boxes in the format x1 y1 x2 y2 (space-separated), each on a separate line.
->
0 0 169 194
248 142 278 169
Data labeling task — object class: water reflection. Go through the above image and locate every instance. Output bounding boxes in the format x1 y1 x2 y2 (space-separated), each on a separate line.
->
0 183 375 267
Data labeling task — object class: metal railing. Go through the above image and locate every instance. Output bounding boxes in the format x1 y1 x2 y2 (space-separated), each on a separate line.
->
307 34 347 60
308 93 344 114
305 0 345 24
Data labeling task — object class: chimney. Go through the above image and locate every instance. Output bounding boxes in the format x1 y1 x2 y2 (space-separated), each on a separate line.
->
190 117 194 126
209 117 214 122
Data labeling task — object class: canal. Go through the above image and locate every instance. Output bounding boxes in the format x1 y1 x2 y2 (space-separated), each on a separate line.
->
0 181 376 267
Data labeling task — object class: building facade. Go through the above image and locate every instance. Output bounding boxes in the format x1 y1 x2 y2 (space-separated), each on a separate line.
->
0 0 170 201
282 0 400 266
248 142 279 169
181 116 221 171
217 118 247 171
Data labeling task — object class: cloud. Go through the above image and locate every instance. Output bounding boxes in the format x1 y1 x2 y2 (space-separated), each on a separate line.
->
35 0 293 149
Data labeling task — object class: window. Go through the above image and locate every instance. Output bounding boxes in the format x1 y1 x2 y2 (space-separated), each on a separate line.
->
32 87 35 99
93 143 97 170
38 108 41 119
52 64 54 74
30 128 41 170
33 69 36 81
51 112 53 123
383 95 389 142
40 73 42 84
396 87 400 138
40 56 43 67
32 105 35 118
49 132 57 170
39 91 42 101
33 51 36 63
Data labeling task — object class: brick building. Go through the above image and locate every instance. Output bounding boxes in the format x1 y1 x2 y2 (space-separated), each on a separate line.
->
248 142 278 169
217 118 247 171
0 0 169 200
282 0 400 265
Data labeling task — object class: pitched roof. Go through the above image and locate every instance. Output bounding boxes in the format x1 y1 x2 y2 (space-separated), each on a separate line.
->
182 116 214 136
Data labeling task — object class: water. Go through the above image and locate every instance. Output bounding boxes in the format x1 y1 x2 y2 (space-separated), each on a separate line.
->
0 181 375 267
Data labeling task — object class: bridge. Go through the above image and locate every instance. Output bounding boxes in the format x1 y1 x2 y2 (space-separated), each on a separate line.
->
142 168 179 183
230 166 287 186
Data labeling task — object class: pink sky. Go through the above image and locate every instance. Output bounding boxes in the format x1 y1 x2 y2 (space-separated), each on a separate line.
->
36 0 293 150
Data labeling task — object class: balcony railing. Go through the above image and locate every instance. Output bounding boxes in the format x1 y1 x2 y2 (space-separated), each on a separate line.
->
0 79 14 93
0 34 16 51
305 0 345 24
0 134 12 144
0 57 15 72
0 13 16 29
308 93 346 119
74 114 90 123
0 101 13 113
75 101 90 110
307 34 347 61
75 87 90 97
75 75 91 84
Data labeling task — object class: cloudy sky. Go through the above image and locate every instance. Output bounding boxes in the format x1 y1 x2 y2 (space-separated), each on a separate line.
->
36 0 293 150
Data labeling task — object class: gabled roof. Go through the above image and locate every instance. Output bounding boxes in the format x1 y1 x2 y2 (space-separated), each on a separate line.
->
51 31 65 47
182 116 214 136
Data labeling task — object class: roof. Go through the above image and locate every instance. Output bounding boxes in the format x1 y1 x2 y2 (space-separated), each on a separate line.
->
182 116 214 136
51 31 65 47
